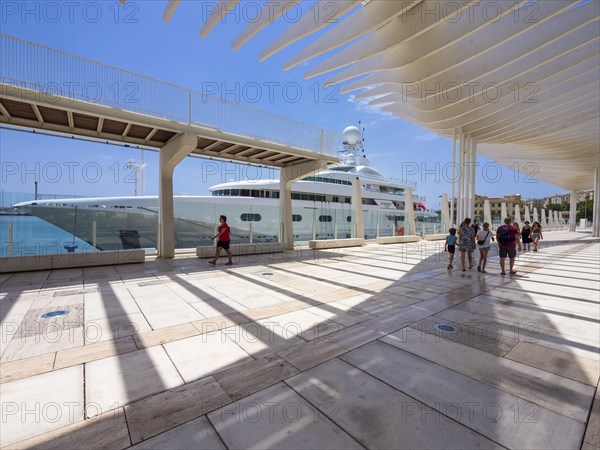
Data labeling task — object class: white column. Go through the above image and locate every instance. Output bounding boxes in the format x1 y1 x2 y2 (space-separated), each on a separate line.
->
462 133 470 221
457 129 464 224
593 168 600 237
501 202 508 221
541 208 547 228
158 132 197 258
484 199 492 225
553 210 559 228
280 160 327 248
405 187 416 235
451 129 457 226
533 207 539 223
441 193 450 233
468 137 477 219
524 205 531 223
569 190 577 232
548 209 554 229
514 204 521 224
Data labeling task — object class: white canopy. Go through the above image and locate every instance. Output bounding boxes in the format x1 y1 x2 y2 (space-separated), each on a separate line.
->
163 0 599 191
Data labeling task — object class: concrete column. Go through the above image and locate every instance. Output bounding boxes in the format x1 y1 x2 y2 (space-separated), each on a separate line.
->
441 193 450 233
524 205 531 223
569 190 577 232
279 160 327 248
158 133 197 258
468 137 477 219
351 177 364 239
451 129 457 226
457 130 464 224
548 209 554 229
541 208 547 228
484 199 492 225
461 133 470 221
533 207 539 224
514 204 521 224
405 187 416 235
593 168 600 237
501 202 508 221
553 210 559 228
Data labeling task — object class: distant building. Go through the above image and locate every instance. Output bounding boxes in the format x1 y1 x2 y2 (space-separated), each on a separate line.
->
452 190 594 223
542 190 594 206
472 194 524 220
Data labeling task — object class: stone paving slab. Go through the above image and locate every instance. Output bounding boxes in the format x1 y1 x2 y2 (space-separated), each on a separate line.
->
125 375 231 444
163 331 254 382
213 354 299 401
343 340 585 449
382 328 596 423
4 408 130 450
85 346 183 417
208 382 364 449
0 365 84 447
287 358 502 449
129 415 225 449
0 233 598 449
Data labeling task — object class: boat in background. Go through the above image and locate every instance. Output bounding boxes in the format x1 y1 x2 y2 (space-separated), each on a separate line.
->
15 126 437 251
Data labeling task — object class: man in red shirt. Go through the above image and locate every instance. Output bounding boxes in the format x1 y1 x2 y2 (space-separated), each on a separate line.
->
209 215 233 265
496 217 522 275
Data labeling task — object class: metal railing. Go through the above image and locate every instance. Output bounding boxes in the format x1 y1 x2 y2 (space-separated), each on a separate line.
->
0 34 340 155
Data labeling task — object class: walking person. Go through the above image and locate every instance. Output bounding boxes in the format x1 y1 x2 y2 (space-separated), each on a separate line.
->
209 215 233 265
496 217 522 275
444 227 457 269
476 222 494 273
521 221 532 252
531 221 543 252
458 218 476 271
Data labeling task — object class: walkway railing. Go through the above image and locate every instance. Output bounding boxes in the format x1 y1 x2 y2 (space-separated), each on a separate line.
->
0 34 340 155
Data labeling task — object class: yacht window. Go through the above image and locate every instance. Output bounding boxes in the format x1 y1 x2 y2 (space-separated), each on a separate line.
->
345 198 351 204
231 189 239 196
346 216 352 222
241 213 261 222
332 196 339 202
319 215 332 222
251 190 259 197
292 214 302 222
241 189 250 197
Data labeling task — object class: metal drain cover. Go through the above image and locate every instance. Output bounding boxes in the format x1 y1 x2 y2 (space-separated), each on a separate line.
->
262 272 274 276
41 310 70 318
434 323 457 333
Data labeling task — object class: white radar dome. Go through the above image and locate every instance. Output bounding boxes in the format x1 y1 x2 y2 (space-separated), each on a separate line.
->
342 126 361 145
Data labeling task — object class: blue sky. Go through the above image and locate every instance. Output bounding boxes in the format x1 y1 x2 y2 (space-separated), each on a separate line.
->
0 1 566 209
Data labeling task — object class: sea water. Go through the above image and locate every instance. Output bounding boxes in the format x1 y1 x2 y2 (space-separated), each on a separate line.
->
0 215 92 257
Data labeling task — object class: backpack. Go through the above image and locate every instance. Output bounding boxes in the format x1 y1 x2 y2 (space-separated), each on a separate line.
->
498 225 514 245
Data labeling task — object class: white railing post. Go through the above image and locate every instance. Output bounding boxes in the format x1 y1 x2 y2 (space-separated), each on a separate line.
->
92 221 97 250
187 91 191 126
8 221 13 256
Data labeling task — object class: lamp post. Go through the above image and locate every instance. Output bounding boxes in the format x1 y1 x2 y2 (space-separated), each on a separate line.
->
126 159 142 196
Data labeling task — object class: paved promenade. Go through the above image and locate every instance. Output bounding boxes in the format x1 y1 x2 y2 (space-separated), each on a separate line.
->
1 231 599 449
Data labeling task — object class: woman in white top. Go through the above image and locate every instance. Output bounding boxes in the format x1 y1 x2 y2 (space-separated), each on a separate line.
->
476 222 494 273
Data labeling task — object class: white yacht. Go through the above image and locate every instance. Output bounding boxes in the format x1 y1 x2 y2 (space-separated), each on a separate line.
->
15 126 437 250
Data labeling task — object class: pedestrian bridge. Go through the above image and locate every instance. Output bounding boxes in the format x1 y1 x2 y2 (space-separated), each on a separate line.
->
0 34 340 257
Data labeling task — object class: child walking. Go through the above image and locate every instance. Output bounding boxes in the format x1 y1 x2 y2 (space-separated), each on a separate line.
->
445 228 458 269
